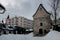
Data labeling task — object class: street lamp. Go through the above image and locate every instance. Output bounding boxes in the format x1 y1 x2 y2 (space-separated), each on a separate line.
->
0 4 6 14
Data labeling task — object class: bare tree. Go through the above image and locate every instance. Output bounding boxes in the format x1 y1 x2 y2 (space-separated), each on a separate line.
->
47 0 60 25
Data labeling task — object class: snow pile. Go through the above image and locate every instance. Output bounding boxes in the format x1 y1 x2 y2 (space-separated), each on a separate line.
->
0 30 60 40
44 30 60 40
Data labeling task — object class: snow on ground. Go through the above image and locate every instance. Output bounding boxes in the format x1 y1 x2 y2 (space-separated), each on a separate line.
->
0 30 60 40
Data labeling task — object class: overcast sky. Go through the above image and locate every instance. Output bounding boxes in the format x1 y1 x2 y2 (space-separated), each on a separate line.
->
0 0 59 22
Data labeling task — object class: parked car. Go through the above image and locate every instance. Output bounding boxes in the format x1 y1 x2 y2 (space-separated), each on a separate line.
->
25 29 33 34
6 25 16 34
53 24 60 32
0 23 6 35
14 26 26 34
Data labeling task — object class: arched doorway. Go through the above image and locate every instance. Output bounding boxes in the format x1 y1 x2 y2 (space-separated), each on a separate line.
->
39 29 43 34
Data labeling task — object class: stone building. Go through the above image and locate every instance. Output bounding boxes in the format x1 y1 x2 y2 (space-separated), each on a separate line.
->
33 4 52 36
6 15 33 29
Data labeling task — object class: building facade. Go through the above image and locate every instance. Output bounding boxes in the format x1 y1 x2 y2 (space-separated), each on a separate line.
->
33 4 52 36
6 16 33 29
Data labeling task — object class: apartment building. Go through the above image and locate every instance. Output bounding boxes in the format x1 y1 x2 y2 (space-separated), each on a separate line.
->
6 15 33 29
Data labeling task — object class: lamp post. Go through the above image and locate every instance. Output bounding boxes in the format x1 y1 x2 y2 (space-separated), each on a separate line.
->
0 4 6 14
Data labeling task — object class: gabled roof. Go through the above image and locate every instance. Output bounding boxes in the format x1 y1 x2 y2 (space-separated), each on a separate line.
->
33 4 51 17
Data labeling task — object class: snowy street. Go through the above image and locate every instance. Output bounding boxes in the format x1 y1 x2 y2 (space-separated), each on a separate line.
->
0 30 60 40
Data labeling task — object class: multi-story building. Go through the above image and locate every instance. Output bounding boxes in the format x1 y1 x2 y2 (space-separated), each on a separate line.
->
6 15 33 29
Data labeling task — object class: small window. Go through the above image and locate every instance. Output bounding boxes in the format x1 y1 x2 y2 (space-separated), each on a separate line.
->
40 23 43 26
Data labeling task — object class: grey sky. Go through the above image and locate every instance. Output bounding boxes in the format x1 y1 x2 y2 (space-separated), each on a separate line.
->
0 0 59 22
